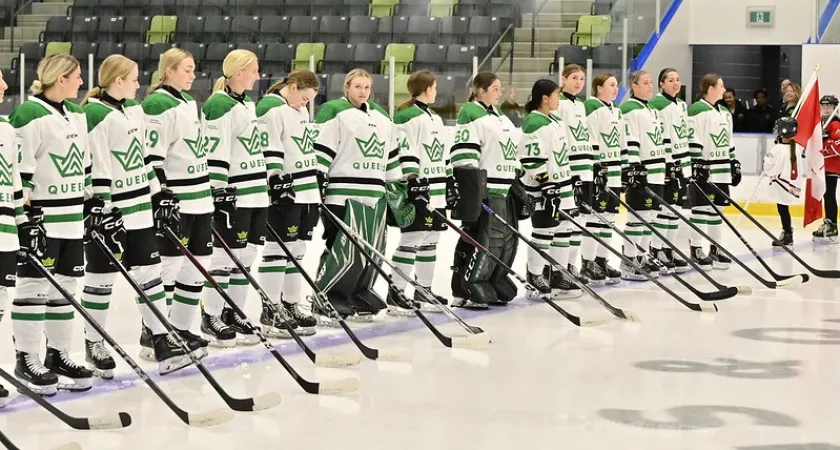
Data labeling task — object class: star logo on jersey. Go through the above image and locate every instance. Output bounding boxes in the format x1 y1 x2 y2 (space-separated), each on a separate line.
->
710 128 730 148
0 154 12 187
41 256 55 268
184 136 208 159
553 142 569 167
112 137 145 172
647 126 664 147
237 127 264 156
356 133 385 158
673 119 690 140
600 127 621 149
499 138 517 161
568 120 590 142
423 138 445 163
291 128 318 155
49 143 84 178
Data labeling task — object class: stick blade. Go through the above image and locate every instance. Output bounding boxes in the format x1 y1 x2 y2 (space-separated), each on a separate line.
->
450 333 492 349
186 408 235 427
317 377 360 395
619 310 641 322
87 412 132 430
375 347 413 362
580 315 613 327
702 286 739 301
314 351 362 368
698 302 719 313
737 286 753 295
50 443 83 450
251 391 283 411
777 275 807 288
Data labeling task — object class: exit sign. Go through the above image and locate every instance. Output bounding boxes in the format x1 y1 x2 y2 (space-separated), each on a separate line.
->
747 6 774 27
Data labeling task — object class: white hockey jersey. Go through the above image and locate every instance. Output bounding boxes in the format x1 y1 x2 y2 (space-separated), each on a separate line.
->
650 93 692 178
0 118 24 252
314 98 402 207
763 141 805 206
450 101 519 197
620 97 667 185
256 93 320 204
85 97 160 231
584 98 625 188
554 93 596 182
10 96 91 239
518 111 575 209
201 90 268 209
688 99 735 184
143 87 213 215
394 101 450 209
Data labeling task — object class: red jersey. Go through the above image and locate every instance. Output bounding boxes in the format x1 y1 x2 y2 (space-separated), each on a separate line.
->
822 117 840 174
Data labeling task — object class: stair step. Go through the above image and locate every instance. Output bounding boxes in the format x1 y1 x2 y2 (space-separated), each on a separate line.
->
520 13 585 28
17 14 56 24
501 41 573 54
497 71 554 85
30 2 72 16
491 56 555 73
2 27 44 42
514 27 575 43
509 48 557 58
539 0 594 15
0 39 38 53
0 51 18 68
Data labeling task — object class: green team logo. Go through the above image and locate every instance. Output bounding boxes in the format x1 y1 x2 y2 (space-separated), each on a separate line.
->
647 125 664 147
0 154 12 187
645 198 653 207
424 216 434 226
423 138 445 163
710 128 730 148
553 142 569 167
237 127 268 156
112 137 145 172
599 200 608 208
49 143 84 178
184 135 208 159
41 256 55 267
355 133 385 158
499 138 517 161
673 119 690 140
237 231 248 240
568 120 590 142
600 127 621 149
292 128 318 155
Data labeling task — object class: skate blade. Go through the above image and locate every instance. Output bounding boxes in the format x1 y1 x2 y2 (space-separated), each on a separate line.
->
138 347 156 363
712 262 731 270
552 290 583 300
317 377 360 395
235 334 261 346
375 347 413 362
56 376 92 392
89 366 114 380
386 308 414 318
450 333 491 349
604 278 621 285
620 275 648 282
812 237 838 244
186 407 235 427
346 314 374 323
251 391 283 411
87 412 132 430
159 355 194 376
295 327 317 336
16 379 57 396
314 351 362 368
419 303 446 313
586 279 606 287
204 336 237 348
262 325 294 338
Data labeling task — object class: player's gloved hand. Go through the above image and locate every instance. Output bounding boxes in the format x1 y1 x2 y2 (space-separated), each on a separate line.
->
18 205 47 261
212 186 237 231
691 160 710 184
570 175 584 206
730 159 742 187
316 171 329 199
84 198 126 256
268 174 295 206
407 177 431 204
541 182 564 221
152 189 181 238
622 163 648 189
445 176 460 211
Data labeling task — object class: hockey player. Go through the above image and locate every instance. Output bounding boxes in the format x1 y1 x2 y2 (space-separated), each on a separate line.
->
618 70 667 281
80 54 193 377
814 94 840 243
764 117 803 247
554 64 600 285
10 54 92 394
199 49 266 347
648 68 689 274
256 70 321 335
387 69 452 315
519 79 581 299
449 72 521 309
687 73 737 270
583 73 624 284
143 48 212 357
313 69 404 321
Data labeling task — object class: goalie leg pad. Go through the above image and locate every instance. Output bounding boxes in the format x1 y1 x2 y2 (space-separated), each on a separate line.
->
452 166 488 222
464 196 513 305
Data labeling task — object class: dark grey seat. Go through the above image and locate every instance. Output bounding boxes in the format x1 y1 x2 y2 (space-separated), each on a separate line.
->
258 16 289 43
439 16 469 45
203 0 230 16
286 16 319 44
376 16 409 44
71 16 98 42
443 44 476 75
311 0 342 16
237 42 266 60
283 0 311 16
322 43 354 73
319 16 349 43
455 0 487 17
230 15 260 43
201 15 232 42
347 15 378 44
250 0 281 16
41 16 71 42
395 0 429 17
172 16 204 43
96 42 123 62
412 43 446 72
353 42 386 74
549 44 591 73
174 0 202 16
121 16 150 42
262 43 296 74
341 0 369 17
123 42 151 69
405 16 439 44
97 16 125 43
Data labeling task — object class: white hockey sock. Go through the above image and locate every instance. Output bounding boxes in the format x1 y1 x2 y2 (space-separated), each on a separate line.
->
652 212 677 250
44 274 78 352
282 240 306 304
415 232 440 287
690 206 714 249
228 244 258 311
137 278 168 335
81 272 117 342
161 255 183 308
552 225 572 269
168 256 208 331
624 222 644 258
709 211 724 247
596 213 616 259
666 217 680 249
202 248 233 317
569 230 582 267
529 227 554 275
581 217 604 262
259 241 287 305
12 277 45 354
391 231 423 291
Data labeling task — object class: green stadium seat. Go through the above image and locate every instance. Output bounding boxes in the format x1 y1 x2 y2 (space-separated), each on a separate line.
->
45 41 72 57
291 42 326 71
146 15 177 44
369 0 399 17
393 73 411 106
571 15 611 46
429 0 457 17
381 43 415 74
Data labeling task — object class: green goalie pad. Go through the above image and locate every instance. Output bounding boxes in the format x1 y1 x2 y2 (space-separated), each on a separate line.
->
385 181 416 228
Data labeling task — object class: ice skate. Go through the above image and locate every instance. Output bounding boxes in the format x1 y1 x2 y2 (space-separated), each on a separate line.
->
595 257 621 285
386 287 416 317
260 301 296 337
84 339 115 380
773 230 793 249
526 270 552 299
567 264 590 285
138 323 156 362
282 300 318 335
413 288 449 312
709 245 731 270
665 248 688 274
222 307 260 345
15 351 58 397
176 328 209 359
641 254 660 278
550 268 583 299
690 246 713 271
44 348 93 392
580 259 606 287
650 247 675 275
310 300 343 328
620 256 648 282
0 384 8 408
153 333 193 375
451 296 490 310
201 311 237 348
812 219 838 244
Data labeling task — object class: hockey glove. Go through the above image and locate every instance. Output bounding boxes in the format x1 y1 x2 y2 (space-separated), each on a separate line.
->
622 163 648 189
593 163 608 184
445 176 460 211
730 159 742 187
18 205 47 261
691 160 710 184
385 181 415 228
407 177 431 204
541 182 564 222
152 189 181 238
212 186 237 231
84 198 126 257
511 178 534 220
268 174 296 206
569 175 584 206
316 171 329 199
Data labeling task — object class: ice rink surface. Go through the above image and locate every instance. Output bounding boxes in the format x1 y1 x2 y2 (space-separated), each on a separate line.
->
1 213 840 450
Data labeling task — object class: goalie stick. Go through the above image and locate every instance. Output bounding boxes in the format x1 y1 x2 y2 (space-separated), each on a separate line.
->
429 208 611 327
481 203 640 322
211 226 361 368
265 223 412 362
162 226 359 395
88 231 282 420
706 183 836 278
319 205 490 349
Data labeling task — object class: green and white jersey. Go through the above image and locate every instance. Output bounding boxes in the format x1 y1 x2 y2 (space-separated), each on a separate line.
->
314 98 402 207
85 97 159 231
256 93 320 204
584 98 625 188
688 99 735 184
11 97 91 239
0 118 24 251
554 93 596 182
202 91 268 209
518 111 575 209
142 87 213 215
620 97 667 185
394 102 450 209
450 101 519 196
650 93 692 178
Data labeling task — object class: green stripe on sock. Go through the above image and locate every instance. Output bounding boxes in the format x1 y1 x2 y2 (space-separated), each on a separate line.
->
229 278 249 286
203 282 229 289
172 294 200 306
81 300 109 310
144 291 167 302
416 255 436 263
392 256 415 265
45 311 74 320
285 267 300 274
11 312 44 321
258 266 286 273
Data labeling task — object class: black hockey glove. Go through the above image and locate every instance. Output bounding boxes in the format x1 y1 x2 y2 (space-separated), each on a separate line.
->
510 178 534 220
212 186 237 231
622 163 648 189
152 189 181 238
84 198 126 256
407 177 431 204
541 182 564 221
665 162 681 182
17 205 46 261
730 159 742 187
571 175 584 206
268 174 295 206
691 160 710 184
316 171 329 199
445 176 460 210
593 163 608 186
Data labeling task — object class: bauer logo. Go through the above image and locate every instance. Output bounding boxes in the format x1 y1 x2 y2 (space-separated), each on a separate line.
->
292 128 318 155
423 138 445 162
0 154 12 186
237 127 269 156
569 120 590 142
355 133 385 158
710 128 730 148
600 127 621 149
112 137 146 172
499 138 517 161
49 143 84 177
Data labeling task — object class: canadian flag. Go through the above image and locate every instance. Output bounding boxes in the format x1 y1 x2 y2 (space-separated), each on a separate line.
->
793 72 825 227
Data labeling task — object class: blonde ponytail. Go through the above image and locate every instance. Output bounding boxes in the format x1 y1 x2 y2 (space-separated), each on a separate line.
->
81 54 137 105
213 49 258 93
31 54 79 96
146 47 193 98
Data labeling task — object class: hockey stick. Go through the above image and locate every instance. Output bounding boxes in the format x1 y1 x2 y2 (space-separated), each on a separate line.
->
0 363 128 430
481 203 640 322
163 226 359 395
210 226 361 368
559 207 718 312
0 430 82 450
734 173 764 229
429 208 611 326
584 199 740 302
265 223 412 362
319 205 490 348
645 187 790 289
708 182 837 278
88 233 274 419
